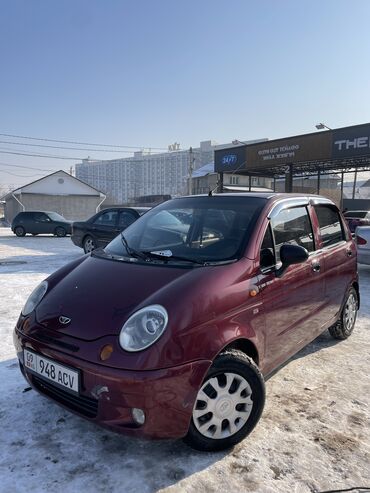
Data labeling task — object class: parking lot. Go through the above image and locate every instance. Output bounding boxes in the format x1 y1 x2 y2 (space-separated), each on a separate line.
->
0 227 369 493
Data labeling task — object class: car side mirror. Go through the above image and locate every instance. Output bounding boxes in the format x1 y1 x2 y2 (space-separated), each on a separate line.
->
275 244 309 278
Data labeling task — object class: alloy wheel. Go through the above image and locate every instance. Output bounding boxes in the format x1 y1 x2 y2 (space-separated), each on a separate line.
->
84 237 95 253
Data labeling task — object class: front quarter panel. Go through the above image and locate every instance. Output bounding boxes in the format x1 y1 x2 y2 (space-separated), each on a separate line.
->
145 258 266 371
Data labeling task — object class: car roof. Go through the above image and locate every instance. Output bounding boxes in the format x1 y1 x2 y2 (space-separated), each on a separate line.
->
100 207 150 212
174 192 335 205
18 210 60 214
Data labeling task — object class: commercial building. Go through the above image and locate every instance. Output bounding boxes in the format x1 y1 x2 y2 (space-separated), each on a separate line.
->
75 139 266 204
191 163 273 195
3 170 105 223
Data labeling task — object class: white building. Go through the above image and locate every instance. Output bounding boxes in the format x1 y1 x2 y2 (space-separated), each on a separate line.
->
75 139 266 204
3 170 105 223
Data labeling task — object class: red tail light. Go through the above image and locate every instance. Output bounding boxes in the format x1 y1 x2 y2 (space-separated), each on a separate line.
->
357 235 367 245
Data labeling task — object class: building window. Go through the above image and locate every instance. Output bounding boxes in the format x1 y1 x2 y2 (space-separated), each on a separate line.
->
230 176 239 185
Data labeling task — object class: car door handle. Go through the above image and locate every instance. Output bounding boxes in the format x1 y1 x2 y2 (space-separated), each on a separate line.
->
346 249 353 257
311 262 321 272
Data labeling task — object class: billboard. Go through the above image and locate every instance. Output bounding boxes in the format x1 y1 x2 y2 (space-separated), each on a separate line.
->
245 132 332 170
214 123 370 173
332 123 370 159
214 145 247 173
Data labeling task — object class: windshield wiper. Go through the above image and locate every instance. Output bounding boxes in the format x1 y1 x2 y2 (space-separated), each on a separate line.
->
142 250 207 265
120 233 148 261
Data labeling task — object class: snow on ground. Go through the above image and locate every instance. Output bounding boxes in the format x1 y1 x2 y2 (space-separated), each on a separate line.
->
0 227 369 493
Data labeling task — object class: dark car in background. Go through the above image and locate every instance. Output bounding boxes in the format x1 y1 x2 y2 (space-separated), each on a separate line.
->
344 210 370 233
71 207 150 253
11 211 72 237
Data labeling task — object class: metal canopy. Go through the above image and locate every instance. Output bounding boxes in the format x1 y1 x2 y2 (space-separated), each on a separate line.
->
246 155 370 177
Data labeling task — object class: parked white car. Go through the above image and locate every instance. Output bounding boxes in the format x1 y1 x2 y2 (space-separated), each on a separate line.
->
356 226 370 265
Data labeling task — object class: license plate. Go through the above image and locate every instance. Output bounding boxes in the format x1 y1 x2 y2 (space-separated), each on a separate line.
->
24 349 79 394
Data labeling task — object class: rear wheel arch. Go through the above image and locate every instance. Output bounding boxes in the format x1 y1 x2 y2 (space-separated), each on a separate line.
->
352 281 360 309
82 234 96 253
54 226 67 237
14 225 26 236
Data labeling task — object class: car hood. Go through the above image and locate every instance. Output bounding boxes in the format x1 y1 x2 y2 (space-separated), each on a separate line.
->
36 255 198 341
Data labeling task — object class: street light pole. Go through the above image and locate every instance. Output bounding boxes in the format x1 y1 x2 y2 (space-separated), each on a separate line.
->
315 123 332 130
188 147 195 195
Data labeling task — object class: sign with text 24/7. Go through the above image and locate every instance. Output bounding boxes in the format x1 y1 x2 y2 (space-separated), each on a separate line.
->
332 124 370 159
215 145 247 172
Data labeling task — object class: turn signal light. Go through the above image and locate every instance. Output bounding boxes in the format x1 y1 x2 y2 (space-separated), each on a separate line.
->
100 344 113 361
357 235 367 245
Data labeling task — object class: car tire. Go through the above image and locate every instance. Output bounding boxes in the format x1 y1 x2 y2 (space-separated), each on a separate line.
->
183 349 265 452
83 235 96 253
14 226 26 237
329 287 358 340
55 227 66 237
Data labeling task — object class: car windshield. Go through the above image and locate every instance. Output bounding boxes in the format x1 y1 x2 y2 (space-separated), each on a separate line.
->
104 196 266 264
47 212 67 221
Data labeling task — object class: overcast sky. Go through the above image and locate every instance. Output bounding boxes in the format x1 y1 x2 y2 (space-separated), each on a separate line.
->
1 0 370 188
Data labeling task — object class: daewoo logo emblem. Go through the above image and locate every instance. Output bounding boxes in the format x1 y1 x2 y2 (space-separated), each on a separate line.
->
59 316 71 325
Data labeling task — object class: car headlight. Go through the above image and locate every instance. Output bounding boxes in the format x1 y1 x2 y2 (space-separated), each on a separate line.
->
119 305 168 352
22 280 48 316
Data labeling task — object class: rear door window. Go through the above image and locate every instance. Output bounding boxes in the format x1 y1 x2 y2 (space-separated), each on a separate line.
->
118 211 137 229
314 205 345 247
94 211 118 227
34 212 50 222
272 206 315 262
17 213 30 222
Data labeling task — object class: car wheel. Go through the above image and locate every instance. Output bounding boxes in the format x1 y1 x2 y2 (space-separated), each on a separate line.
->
14 226 26 237
55 227 66 237
329 287 358 340
83 235 96 253
184 350 265 452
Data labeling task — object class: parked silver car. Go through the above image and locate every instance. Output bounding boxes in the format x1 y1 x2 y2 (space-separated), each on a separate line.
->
356 226 370 265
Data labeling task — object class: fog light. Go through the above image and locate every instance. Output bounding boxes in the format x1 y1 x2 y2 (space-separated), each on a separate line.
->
100 344 113 361
132 408 146 425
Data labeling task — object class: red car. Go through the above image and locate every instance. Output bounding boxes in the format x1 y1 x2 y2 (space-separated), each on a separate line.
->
14 193 359 451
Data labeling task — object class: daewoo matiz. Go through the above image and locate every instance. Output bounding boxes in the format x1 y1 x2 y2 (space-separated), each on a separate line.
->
14 193 359 451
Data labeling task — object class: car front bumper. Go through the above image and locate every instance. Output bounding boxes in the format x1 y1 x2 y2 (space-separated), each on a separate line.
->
13 327 211 439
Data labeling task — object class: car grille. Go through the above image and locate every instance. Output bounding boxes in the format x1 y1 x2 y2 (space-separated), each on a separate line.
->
32 374 98 418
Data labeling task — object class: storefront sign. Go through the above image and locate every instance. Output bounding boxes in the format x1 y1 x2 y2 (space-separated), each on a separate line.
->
332 123 370 159
245 132 332 169
215 145 247 172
